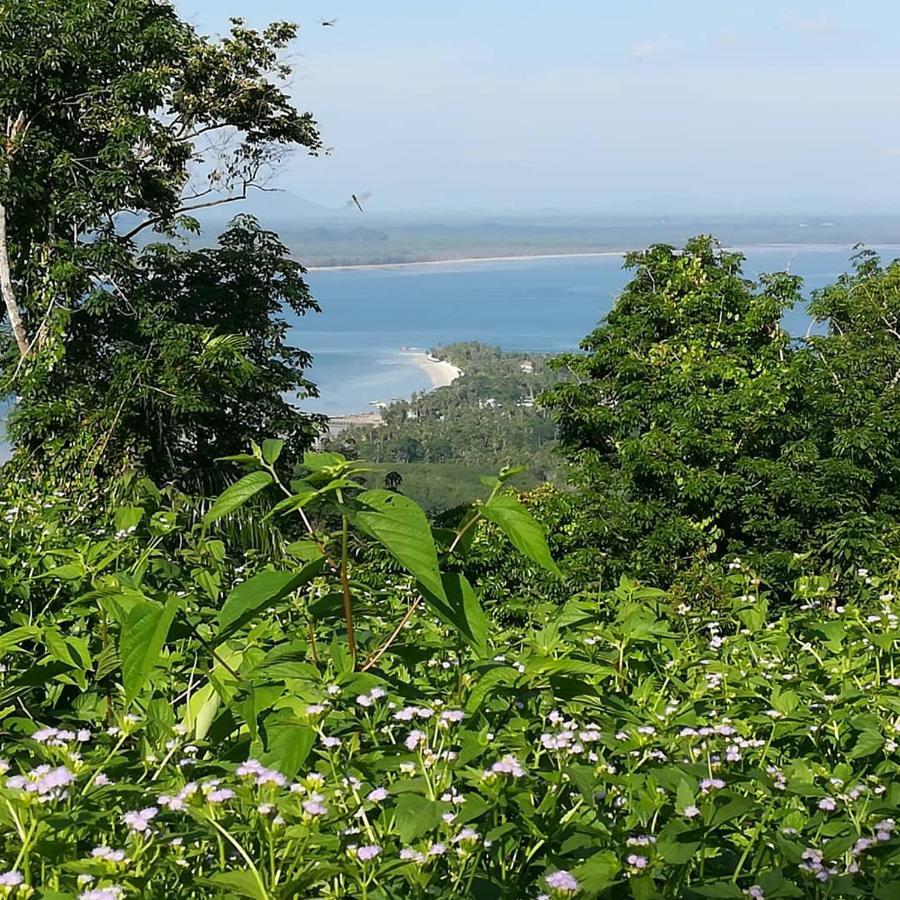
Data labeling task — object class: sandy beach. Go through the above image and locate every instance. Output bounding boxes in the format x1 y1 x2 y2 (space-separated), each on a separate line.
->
401 351 461 388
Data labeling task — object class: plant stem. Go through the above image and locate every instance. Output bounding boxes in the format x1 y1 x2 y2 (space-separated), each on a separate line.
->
340 511 357 663
361 596 421 671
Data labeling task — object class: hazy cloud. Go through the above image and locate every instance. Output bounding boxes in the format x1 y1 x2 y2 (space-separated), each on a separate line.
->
628 38 683 62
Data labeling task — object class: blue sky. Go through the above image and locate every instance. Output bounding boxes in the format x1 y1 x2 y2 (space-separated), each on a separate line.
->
176 0 900 213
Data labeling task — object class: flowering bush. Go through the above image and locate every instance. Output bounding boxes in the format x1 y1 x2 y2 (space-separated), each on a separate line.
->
0 452 898 896
0 557 897 896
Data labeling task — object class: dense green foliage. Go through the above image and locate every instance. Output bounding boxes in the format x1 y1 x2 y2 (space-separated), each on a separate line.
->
0 0 322 483
326 342 562 509
0 476 899 898
10 217 322 486
543 238 900 590
3 3 900 898
329 343 558 467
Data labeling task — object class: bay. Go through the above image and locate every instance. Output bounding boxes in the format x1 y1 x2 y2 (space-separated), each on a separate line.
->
2 243 896 459
296 245 896 415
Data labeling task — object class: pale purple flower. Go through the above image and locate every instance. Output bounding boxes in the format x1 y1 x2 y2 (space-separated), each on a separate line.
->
367 787 389 802
0 870 23 886
486 755 526 778
818 797 836 812
440 709 464 724
302 791 327 816
122 806 158 834
627 854 648 869
91 847 125 862
355 845 381 861
545 869 579 892
700 778 725 793
451 828 480 844
7 765 75 801
320 735 341 749
79 887 124 900
428 842 446 856
235 759 286 787
683 805 701 818
746 887 764 899
207 788 235 803
405 729 427 751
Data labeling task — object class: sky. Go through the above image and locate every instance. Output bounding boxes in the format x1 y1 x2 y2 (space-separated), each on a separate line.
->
176 0 900 214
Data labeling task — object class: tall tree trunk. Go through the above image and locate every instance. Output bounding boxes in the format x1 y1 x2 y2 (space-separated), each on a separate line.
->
0 197 28 357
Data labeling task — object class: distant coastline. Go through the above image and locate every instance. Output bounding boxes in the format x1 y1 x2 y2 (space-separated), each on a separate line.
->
305 242 900 273
307 251 624 273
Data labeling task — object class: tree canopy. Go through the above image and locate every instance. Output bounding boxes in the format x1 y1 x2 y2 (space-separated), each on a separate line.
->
0 0 322 484
543 237 900 586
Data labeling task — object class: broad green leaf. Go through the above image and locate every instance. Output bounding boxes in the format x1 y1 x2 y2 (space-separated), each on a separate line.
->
657 821 702 863
185 648 242 739
395 794 444 843
204 471 273 525
0 627 41 660
356 489 447 602
481 491 561 577
204 870 268 900
260 719 315 779
302 451 346 472
217 557 325 637
465 666 517 713
261 438 284 465
120 597 179 704
573 850 620 897
691 885 744 898
113 505 143 533
847 729 883 759
420 573 488 656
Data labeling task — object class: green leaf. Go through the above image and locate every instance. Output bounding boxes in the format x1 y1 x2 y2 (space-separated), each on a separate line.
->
395 794 444 843
356 489 447 602
113 505 144 533
261 439 284 465
302 451 346 472
465 666 517 713
217 557 325 637
691 884 744 898
204 471 273 525
657 821 702 864
572 850 620 897
481 491 560 577
847 729 884 759
120 597 179 704
204 870 268 900
260 719 315 779
420 573 488 656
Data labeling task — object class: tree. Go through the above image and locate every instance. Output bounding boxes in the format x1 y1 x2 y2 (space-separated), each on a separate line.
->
803 249 900 569
7 216 322 485
0 0 322 482
542 236 816 585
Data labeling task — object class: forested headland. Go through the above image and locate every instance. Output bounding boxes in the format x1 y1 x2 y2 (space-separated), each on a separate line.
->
0 2 899 898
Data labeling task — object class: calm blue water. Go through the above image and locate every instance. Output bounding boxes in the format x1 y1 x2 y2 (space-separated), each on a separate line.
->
1 245 895 460
296 246 896 414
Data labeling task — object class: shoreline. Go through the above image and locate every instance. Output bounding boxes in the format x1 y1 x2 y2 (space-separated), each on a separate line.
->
323 350 461 424
306 251 624 273
401 350 462 388
306 242 900 273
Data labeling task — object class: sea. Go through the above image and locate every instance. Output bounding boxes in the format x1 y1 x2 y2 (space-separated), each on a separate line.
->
296 245 898 415
1 244 897 458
